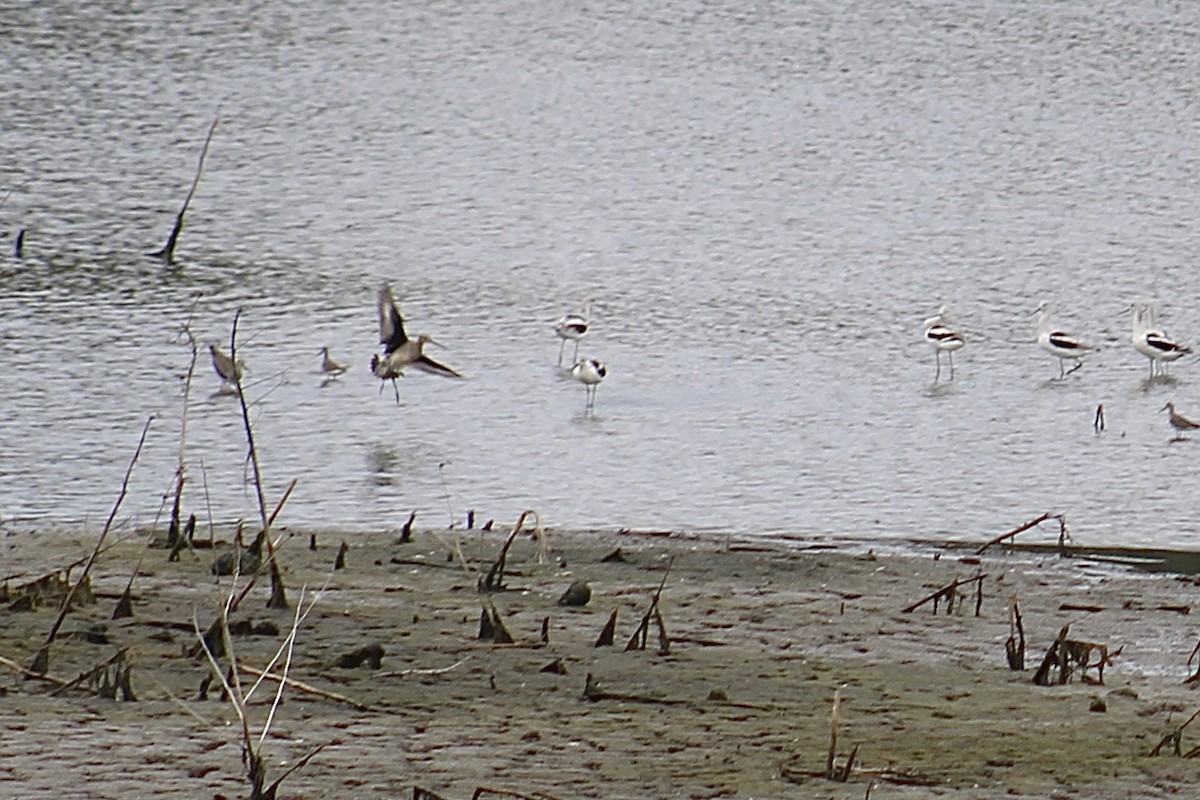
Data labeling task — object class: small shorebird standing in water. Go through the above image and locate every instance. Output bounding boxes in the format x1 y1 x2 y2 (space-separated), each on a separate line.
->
209 344 244 391
571 357 607 412
1131 302 1190 379
320 347 347 377
555 298 595 367
1161 401 1200 441
922 305 964 382
370 284 462 404
1036 301 1095 379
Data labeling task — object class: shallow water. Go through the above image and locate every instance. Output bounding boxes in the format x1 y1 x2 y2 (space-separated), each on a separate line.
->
4 0 1200 547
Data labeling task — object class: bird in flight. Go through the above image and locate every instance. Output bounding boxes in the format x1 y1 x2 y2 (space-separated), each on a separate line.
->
370 284 462 403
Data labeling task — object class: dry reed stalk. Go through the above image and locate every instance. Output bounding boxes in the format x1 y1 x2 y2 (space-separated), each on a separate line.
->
30 416 153 674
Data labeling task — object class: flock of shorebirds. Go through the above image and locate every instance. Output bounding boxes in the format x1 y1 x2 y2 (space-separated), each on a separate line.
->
923 301 1200 440
207 284 608 412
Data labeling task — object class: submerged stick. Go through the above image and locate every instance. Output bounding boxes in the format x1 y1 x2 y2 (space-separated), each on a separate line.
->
153 114 219 263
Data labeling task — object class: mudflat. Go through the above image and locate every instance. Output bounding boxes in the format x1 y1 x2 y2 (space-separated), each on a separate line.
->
2 524 1200 799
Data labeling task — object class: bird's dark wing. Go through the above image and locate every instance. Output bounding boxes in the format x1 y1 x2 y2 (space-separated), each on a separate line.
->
1146 332 1189 355
1048 332 1085 351
377 284 408 351
413 353 462 379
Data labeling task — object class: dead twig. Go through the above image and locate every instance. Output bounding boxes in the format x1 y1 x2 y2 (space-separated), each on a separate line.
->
30 416 153 674
0 653 69 686
1006 595 1026 671
228 309 290 610
471 787 565 800
1032 624 1118 686
625 556 674 651
582 672 686 705
1149 706 1200 756
480 510 539 592
238 664 375 712
378 657 470 680
975 513 1055 555
902 574 988 615
153 114 218 263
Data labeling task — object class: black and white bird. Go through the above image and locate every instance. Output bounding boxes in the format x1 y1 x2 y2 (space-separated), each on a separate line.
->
922 305 965 382
554 298 595 367
209 344 244 391
1036 301 1095 379
1131 302 1190 379
571 357 607 412
1161 401 1200 441
369 284 462 403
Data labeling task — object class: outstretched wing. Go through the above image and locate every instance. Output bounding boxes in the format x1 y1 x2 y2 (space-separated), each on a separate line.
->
377 284 408 352
413 353 463 379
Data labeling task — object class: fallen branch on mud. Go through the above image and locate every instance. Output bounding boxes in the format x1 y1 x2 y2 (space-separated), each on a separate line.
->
582 672 686 705
902 573 987 615
1150 706 1200 757
50 647 136 700
0 653 69 687
1032 624 1119 685
975 512 1069 556
238 663 375 712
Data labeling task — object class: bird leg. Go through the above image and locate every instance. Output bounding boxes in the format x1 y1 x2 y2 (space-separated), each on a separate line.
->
557 339 567 367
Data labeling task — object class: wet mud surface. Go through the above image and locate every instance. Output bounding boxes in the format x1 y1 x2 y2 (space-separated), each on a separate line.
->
3 526 1200 799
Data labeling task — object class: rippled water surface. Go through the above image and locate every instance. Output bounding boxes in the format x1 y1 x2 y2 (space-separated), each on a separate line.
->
4 1 1200 547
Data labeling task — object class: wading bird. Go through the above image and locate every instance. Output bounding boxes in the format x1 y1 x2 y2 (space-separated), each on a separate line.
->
1036 301 1095 379
571 357 607 412
209 344 244 391
320 346 347 377
923 305 965 382
1131 302 1190 379
1161 401 1200 441
555 298 595 367
370 284 462 403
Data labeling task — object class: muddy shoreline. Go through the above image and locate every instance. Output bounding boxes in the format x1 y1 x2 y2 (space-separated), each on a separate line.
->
3 525 1200 799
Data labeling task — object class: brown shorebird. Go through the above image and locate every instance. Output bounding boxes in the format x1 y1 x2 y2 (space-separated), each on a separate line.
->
370 284 461 403
1161 402 1200 441
554 298 595 367
922 305 964 382
320 347 347 377
209 344 244 391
